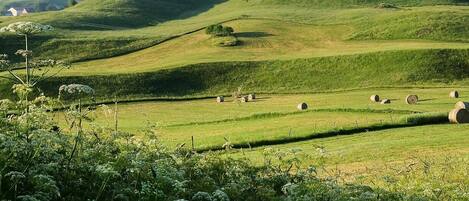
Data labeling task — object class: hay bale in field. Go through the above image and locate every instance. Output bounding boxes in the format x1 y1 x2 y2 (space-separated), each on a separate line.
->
406 95 419 104
455 101 469 110
370 95 380 102
450 91 459 98
297 103 308 110
248 93 256 101
381 99 391 104
449 108 469 124
216 96 224 103
240 96 249 103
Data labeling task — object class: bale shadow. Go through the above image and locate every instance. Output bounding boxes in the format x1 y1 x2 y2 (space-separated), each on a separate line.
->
255 97 272 100
419 98 436 102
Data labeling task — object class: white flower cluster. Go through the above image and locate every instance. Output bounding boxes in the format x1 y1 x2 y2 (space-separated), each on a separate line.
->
32 59 70 69
59 84 95 95
0 54 10 69
15 49 33 57
0 22 54 35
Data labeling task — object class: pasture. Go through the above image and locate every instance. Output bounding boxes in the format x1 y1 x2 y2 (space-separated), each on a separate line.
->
1 0 469 199
60 87 469 150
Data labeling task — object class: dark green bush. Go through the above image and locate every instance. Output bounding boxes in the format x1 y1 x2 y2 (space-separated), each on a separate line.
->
206 24 235 37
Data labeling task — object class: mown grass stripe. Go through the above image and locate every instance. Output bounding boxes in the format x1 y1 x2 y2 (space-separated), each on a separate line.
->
167 108 418 128
197 112 449 152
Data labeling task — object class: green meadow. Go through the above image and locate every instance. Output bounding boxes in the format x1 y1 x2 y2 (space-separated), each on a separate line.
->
56 87 467 150
1 0 469 199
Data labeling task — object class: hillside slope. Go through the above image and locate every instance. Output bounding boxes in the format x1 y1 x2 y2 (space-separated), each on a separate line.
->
257 0 469 7
19 49 467 101
0 0 68 14
0 0 468 100
15 0 226 29
0 1 467 61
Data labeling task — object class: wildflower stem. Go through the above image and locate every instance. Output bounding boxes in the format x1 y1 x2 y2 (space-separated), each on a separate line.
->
25 34 29 85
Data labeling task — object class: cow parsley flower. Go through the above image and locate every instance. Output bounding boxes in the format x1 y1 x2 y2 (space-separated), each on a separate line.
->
31 59 70 69
0 54 10 70
15 49 33 57
0 21 53 35
59 84 95 95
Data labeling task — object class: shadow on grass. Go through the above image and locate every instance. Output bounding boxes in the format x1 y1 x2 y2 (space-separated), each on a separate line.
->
236 32 274 38
420 98 436 102
197 112 449 152
45 0 228 30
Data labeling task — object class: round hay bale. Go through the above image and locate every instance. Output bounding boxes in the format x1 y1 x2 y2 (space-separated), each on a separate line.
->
450 91 459 98
216 96 224 103
240 96 249 103
449 108 469 124
455 101 469 110
406 95 418 104
370 95 380 102
380 99 391 104
248 93 256 101
297 103 308 110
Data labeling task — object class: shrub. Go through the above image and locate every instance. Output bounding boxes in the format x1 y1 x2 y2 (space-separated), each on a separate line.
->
206 24 235 37
192 192 213 201
211 36 239 47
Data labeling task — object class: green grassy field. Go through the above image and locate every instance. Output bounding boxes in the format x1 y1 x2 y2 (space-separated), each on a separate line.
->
230 124 469 165
56 87 467 150
1 0 469 198
1 1 468 63
0 2 467 101
227 124 469 199
18 49 466 102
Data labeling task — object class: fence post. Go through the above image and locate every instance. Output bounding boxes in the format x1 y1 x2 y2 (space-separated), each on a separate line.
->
114 97 118 134
191 136 195 151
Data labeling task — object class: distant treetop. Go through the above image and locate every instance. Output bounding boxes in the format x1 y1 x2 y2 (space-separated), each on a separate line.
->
206 24 235 37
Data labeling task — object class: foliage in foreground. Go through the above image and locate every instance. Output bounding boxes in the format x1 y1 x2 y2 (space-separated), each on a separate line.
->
0 88 436 201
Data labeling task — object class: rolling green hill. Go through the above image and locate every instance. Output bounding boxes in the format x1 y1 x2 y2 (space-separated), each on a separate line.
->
0 0 468 100
0 0 468 63
258 0 469 7
17 49 465 101
0 1 468 198
0 0 68 14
